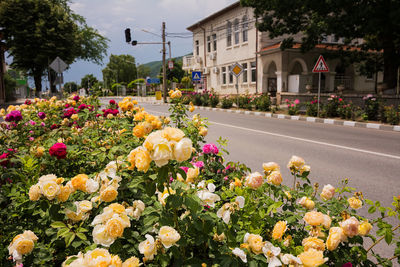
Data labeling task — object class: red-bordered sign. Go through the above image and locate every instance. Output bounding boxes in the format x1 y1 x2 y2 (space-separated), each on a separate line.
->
312 55 329 73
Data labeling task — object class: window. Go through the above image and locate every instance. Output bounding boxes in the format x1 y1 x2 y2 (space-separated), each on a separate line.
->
251 61 256 82
207 36 211 53
227 21 232 47
242 16 248 42
195 40 199 56
212 34 217 51
234 19 240 44
242 63 248 83
222 67 226 84
229 65 233 84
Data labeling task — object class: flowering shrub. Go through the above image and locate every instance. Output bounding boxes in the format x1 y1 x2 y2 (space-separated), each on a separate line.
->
285 99 300 115
306 98 319 117
323 95 343 118
254 94 271 111
237 94 254 110
383 105 400 125
363 94 380 121
0 94 400 267
221 96 234 109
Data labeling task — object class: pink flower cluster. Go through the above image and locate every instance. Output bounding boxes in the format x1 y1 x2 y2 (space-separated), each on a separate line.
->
63 108 77 118
102 108 119 117
73 95 80 101
37 112 46 119
5 110 23 122
202 144 219 155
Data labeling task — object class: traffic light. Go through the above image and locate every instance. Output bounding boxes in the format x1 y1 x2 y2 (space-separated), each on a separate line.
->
131 40 137 46
125 28 131 43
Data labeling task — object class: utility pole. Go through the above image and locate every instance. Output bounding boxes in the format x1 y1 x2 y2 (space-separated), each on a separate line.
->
0 31 6 105
162 22 167 103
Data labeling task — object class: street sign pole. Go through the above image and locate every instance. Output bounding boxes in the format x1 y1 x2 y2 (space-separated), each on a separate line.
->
318 72 321 117
236 77 239 109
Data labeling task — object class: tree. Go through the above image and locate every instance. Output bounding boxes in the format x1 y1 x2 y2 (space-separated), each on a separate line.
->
0 0 108 93
80 74 98 89
137 65 151 78
159 59 185 84
241 0 400 89
64 82 78 93
102 54 137 89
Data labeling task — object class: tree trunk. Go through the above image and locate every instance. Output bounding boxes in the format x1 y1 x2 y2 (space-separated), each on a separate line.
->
49 69 57 93
382 43 398 89
33 72 42 97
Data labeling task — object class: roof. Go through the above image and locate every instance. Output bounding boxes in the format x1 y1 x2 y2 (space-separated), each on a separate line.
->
259 42 379 53
187 1 241 32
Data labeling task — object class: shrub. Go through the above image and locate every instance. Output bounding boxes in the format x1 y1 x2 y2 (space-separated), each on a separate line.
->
324 95 343 117
363 94 380 121
285 99 300 115
337 102 353 120
306 98 319 117
383 105 400 125
209 93 220 107
221 96 234 109
254 94 271 111
237 94 253 110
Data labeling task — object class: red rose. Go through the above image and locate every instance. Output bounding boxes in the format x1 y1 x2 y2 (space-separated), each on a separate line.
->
49 143 67 159
0 153 9 167
109 99 116 105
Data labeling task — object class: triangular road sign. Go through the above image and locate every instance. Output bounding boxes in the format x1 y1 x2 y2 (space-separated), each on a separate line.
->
193 73 200 80
312 55 329 73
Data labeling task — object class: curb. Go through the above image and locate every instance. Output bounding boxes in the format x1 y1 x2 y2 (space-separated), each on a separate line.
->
109 98 400 133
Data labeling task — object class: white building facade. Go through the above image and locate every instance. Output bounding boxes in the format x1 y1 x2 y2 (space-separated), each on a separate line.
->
183 2 380 96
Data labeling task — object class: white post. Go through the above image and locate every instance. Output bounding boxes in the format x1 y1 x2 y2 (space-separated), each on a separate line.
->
317 72 321 117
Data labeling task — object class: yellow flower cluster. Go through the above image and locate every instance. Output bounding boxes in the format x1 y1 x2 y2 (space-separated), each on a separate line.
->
62 248 140 267
65 200 93 222
8 230 38 262
192 114 208 136
91 161 124 203
91 203 132 247
168 88 182 99
129 127 193 169
287 155 310 174
29 174 81 202
132 112 162 138
139 226 180 262
118 97 138 112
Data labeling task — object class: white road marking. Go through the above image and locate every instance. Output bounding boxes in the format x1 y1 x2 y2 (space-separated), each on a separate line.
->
144 108 400 160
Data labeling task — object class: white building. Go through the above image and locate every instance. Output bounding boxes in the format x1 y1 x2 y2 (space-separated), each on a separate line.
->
183 1 380 97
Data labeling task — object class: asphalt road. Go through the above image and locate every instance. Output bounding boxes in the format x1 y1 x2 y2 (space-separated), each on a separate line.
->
121 101 400 211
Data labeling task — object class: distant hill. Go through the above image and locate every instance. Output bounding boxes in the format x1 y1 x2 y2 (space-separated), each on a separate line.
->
142 53 192 77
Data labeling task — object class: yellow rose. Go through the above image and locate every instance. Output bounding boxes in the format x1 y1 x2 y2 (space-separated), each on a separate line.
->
122 257 140 267
244 233 263 254
267 171 283 186
303 211 325 226
29 184 41 201
111 255 122 266
189 105 195 112
287 155 305 171
170 89 182 99
168 89 174 97
348 197 362 209
244 172 264 189
0 108 5 116
299 165 310 175
199 126 208 136
127 147 151 172
302 237 325 251
322 214 332 229
262 162 280 174
78 200 93 213
109 203 126 214
358 221 372 236
107 113 114 119
15 238 34 255
272 220 287 240
100 186 118 202
326 227 345 251
173 137 193 162
139 234 157 261
133 124 146 138
57 185 72 202
340 217 359 237
299 196 315 210
164 117 171 124
298 248 327 267
159 226 181 248
71 114 79 120
71 174 89 191
320 184 335 201
162 127 185 142
106 218 125 238
35 146 45 157
84 248 112 267
186 167 199 183
65 209 85 222
40 180 61 200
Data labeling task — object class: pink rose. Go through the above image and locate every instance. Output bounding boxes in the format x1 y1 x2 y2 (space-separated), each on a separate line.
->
49 143 67 159
244 172 264 189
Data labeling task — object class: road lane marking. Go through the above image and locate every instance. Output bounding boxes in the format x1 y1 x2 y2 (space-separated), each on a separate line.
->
144 108 400 160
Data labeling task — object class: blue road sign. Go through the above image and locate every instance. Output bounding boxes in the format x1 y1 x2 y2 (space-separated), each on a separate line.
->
146 78 160 84
192 71 202 81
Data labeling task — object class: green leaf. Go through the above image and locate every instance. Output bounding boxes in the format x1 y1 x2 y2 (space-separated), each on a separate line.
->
51 221 66 228
385 229 393 244
368 206 376 213
76 232 87 241
65 233 76 247
57 228 70 238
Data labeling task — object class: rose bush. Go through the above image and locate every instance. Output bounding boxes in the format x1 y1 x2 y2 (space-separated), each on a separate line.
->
0 93 399 266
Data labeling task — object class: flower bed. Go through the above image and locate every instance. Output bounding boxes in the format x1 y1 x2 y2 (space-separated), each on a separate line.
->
0 93 399 266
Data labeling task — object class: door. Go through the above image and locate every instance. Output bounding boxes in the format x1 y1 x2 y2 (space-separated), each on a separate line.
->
267 78 277 97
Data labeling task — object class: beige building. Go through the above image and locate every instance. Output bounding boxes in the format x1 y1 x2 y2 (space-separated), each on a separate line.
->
183 1 380 96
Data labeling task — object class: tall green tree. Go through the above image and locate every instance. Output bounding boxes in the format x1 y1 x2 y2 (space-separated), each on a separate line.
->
0 0 108 93
159 59 185 83
64 81 78 93
102 54 137 89
137 65 151 79
241 0 400 89
80 74 98 89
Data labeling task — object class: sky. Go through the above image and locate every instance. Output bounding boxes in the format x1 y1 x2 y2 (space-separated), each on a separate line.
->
58 0 238 85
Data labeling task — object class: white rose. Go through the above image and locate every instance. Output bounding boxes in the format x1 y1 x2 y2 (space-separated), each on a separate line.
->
232 248 247 263
92 225 115 247
159 226 181 248
139 234 157 261
197 190 221 208
84 248 112 267
151 142 173 167
85 179 99 193
39 180 60 200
